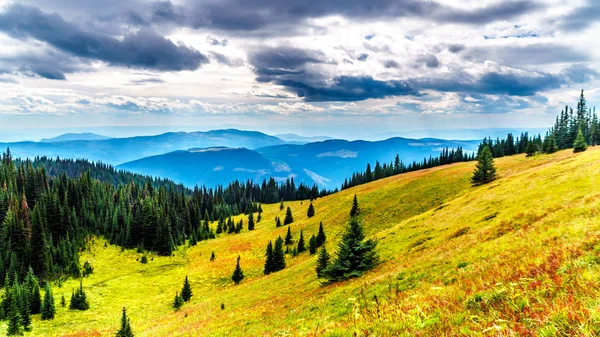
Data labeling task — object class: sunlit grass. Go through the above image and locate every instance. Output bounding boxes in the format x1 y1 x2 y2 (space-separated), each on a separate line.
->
7 147 600 336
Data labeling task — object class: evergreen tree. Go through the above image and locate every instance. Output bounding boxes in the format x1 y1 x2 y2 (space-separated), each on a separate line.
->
60 295 66 308
316 222 326 247
574 127 588 153
69 281 89 310
472 145 497 185
24 268 41 315
284 207 294 225
172 292 184 311
315 246 330 278
210 251 215 261
275 216 282 228
307 203 315 217
40 283 55 320
525 140 537 157
116 307 134 337
263 241 274 275
349 194 360 217
6 288 22 336
297 230 306 253
285 226 293 245
181 276 193 302
279 201 284 211
247 213 255 231
231 255 244 284
272 237 286 272
309 234 317 254
324 218 378 282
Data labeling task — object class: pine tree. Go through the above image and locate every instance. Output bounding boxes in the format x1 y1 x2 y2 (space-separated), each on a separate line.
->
349 194 360 217
285 226 293 245
6 287 22 336
247 213 255 231
116 307 134 337
210 251 215 261
324 218 378 282
231 255 244 284
69 280 89 311
525 140 537 157
315 246 330 278
60 295 66 308
279 201 284 211
309 234 317 254
40 283 55 320
181 276 193 302
316 222 326 247
275 216 282 228
284 207 294 225
172 292 184 311
264 241 274 275
307 203 315 217
573 127 588 153
472 145 497 185
17 282 32 332
297 230 306 253
273 237 286 272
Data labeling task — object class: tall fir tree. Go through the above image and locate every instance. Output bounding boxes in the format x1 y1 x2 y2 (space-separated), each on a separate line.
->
308 235 317 255
181 276 193 302
350 194 360 217
6 287 22 336
573 127 588 153
263 241 274 275
315 246 330 279
247 213 255 231
323 218 378 282
231 255 244 284
307 203 315 217
285 226 293 245
40 283 55 320
116 307 134 337
472 145 497 185
316 222 326 247
284 207 294 225
297 230 306 253
273 237 286 272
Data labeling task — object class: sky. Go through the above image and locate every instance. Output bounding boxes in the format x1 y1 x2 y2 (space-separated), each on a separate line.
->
0 0 599 140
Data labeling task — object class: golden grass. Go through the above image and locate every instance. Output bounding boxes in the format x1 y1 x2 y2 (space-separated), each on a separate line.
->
5 147 600 336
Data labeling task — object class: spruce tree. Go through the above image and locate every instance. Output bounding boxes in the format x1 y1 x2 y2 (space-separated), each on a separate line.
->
40 283 55 320
248 213 255 231
307 203 315 218
309 234 317 254
6 288 22 336
231 255 244 284
273 237 286 272
279 201 284 211
471 145 497 185
69 281 89 311
181 276 193 302
263 241 274 275
275 216 282 228
17 282 32 332
324 218 378 282
316 222 326 247
349 194 360 217
574 127 588 153
210 251 215 261
172 292 184 311
315 246 330 278
285 226 293 245
284 207 294 225
116 307 134 337
297 230 306 253
525 140 537 157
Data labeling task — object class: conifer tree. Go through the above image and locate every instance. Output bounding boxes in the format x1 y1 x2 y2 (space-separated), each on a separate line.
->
210 251 215 261
181 276 193 302
525 140 537 157
573 127 588 153
297 230 306 253
315 246 330 278
263 241 274 275
60 295 66 308
172 292 184 311
284 207 294 225
309 234 317 254
40 283 55 320
116 307 134 337
283 222 294 243
279 201 284 211
472 145 497 185
275 216 282 228
6 288 22 336
248 213 255 231
69 281 89 311
231 255 244 284
324 218 378 282
24 268 41 315
17 282 32 332
273 237 286 272
316 222 326 247
307 203 315 218
349 194 360 217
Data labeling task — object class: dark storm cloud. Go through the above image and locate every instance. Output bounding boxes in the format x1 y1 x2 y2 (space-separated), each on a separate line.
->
559 0 600 31
0 50 86 80
0 3 209 72
248 46 332 81
277 76 419 102
136 0 543 33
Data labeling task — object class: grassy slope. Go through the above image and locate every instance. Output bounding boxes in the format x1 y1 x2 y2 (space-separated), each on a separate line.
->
6 147 600 336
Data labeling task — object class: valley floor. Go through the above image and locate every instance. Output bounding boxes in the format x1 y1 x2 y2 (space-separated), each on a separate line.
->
4 147 600 336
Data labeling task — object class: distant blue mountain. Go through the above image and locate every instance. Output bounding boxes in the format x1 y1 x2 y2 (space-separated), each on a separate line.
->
116 137 480 189
1 129 286 165
117 147 302 187
40 133 113 142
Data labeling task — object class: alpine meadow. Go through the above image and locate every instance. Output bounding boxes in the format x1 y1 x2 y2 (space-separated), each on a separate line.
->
1 0 600 336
